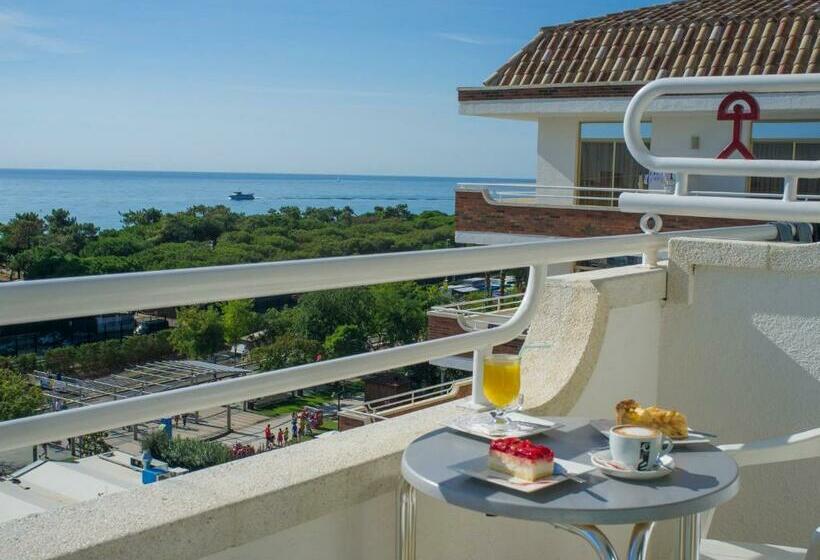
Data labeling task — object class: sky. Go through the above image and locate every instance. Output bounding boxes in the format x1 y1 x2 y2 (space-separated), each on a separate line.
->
0 1 661 178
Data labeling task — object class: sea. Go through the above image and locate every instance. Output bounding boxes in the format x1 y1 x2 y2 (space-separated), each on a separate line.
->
0 168 530 230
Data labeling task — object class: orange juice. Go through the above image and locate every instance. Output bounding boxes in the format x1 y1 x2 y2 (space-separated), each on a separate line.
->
483 354 520 408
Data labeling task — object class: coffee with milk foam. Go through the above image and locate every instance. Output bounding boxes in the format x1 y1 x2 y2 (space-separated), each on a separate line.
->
612 425 658 438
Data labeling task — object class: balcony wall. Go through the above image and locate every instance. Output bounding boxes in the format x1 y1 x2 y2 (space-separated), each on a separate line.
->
455 189 759 239
0 238 816 559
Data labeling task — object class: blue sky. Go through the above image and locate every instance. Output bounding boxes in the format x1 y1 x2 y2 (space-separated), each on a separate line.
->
0 1 660 178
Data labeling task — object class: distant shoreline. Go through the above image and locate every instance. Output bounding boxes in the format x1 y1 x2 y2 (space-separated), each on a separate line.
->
0 169 532 229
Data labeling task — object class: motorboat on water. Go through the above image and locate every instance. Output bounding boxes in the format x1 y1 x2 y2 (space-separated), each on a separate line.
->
229 191 255 200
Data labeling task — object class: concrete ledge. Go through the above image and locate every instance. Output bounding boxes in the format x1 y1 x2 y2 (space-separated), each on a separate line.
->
668 238 820 304
0 400 464 560
521 265 666 416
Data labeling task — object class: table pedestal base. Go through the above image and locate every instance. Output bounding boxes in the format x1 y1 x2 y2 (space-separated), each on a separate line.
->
397 480 661 560
397 479 417 560
677 514 701 560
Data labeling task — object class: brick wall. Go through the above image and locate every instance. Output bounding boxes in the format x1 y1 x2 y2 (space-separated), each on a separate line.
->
427 314 523 357
456 191 759 238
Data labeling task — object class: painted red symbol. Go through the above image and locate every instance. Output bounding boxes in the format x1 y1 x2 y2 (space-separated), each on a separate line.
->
716 91 760 160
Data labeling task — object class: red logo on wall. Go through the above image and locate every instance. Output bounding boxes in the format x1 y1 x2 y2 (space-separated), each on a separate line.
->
716 91 760 160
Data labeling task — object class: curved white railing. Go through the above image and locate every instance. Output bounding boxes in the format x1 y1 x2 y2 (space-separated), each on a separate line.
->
620 75 820 221
623 75 820 178
0 224 778 451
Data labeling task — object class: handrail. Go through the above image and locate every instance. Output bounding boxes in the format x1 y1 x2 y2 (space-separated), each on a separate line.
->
0 224 778 451
623 74 820 178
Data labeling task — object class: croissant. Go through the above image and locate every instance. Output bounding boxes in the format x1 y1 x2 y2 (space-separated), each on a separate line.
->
615 399 689 439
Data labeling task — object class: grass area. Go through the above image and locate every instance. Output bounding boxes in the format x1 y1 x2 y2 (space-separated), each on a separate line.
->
252 391 337 418
319 418 338 431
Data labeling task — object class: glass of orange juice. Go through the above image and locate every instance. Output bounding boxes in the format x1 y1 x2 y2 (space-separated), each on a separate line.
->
482 353 521 434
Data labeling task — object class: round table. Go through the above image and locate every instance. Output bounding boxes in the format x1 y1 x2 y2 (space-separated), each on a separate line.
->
398 417 739 560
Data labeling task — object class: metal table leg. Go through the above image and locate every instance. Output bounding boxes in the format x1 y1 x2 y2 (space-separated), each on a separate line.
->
677 514 701 560
554 524 618 560
627 522 655 560
397 478 417 560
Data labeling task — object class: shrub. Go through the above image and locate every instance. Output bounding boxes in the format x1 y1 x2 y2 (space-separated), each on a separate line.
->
141 430 232 471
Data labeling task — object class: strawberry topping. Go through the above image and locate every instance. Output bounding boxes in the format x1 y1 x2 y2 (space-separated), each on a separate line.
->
490 437 554 461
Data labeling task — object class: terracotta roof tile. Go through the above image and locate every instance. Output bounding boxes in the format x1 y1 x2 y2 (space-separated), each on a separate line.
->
483 0 820 89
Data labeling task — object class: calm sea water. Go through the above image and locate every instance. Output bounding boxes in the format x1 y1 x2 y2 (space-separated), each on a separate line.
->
0 169 529 230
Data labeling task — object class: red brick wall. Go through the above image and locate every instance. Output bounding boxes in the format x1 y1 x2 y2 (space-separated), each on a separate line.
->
456 191 759 238
427 314 522 357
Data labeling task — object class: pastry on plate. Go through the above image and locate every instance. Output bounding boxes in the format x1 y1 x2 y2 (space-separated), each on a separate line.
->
488 437 554 482
615 399 688 439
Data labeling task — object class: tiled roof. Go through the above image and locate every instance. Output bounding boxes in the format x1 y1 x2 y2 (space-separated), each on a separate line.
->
484 0 820 88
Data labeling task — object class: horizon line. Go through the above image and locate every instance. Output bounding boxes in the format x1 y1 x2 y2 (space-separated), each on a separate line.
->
0 166 535 183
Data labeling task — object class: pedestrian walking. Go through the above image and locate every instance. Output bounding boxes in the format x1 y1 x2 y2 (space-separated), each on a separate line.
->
277 428 284 447
291 412 298 441
264 424 272 449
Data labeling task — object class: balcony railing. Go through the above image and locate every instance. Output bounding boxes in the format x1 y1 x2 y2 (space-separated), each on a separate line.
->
0 223 779 452
458 182 820 211
430 293 522 331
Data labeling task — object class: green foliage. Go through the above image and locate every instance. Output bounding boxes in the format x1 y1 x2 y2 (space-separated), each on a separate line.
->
0 205 454 279
294 288 374 342
251 335 322 370
370 282 445 346
323 324 368 358
141 430 231 471
170 306 225 359
43 331 174 378
220 299 258 347
77 432 112 457
0 368 45 421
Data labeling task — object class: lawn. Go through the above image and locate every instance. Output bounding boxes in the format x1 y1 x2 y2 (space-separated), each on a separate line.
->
252 391 337 418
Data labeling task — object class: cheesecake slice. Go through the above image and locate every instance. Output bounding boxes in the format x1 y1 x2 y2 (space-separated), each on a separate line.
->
488 437 555 482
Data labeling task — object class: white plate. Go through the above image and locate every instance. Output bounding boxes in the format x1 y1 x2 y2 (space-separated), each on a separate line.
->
590 449 675 480
445 413 561 440
454 455 596 493
589 418 713 446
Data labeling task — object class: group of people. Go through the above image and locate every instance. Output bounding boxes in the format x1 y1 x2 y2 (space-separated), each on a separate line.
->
263 407 324 449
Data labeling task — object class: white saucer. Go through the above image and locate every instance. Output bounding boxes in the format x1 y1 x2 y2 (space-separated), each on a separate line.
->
589 449 675 480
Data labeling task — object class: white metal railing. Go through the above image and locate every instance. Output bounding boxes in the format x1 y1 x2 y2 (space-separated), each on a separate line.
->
0 224 779 451
363 379 465 414
620 75 820 221
458 182 820 212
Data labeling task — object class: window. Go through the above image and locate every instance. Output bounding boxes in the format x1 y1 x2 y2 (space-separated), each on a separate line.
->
750 122 820 195
577 122 651 206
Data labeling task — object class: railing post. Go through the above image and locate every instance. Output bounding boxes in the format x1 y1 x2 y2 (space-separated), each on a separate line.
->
784 176 799 201
461 345 492 410
674 172 688 196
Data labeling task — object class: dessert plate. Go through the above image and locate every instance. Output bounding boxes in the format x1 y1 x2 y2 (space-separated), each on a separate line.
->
590 418 713 446
445 413 561 440
453 456 596 493
589 449 675 480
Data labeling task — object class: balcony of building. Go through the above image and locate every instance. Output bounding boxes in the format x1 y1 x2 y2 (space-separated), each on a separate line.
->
0 217 817 560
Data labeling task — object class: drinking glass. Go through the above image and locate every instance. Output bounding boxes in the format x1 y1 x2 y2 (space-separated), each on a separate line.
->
482 353 521 435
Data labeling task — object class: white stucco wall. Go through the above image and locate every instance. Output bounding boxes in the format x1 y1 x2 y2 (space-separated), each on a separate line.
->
660 241 820 547
650 114 749 192
570 300 661 416
534 113 754 195
536 117 577 196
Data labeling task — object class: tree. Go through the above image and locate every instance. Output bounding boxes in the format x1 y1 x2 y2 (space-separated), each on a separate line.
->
170 306 225 359
370 282 441 346
251 335 322 371
294 288 373 342
221 299 258 356
323 324 368 358
0 369 45 421
120 208 163 227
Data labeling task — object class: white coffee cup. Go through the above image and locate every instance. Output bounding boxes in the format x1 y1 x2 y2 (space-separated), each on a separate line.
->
609 424 673 471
